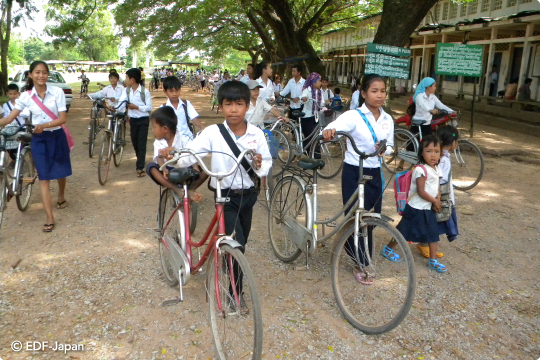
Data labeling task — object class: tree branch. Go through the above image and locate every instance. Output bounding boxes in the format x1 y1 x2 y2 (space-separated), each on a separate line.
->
300 0 335 35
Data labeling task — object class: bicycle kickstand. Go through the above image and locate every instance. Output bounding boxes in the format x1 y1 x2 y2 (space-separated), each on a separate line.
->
294 241 310 271
161 271 184 306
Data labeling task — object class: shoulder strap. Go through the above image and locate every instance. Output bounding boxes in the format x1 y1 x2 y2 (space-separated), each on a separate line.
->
28 91 58 121
356 109 378 144
181 100 191 124
217 124 253 175
126 86 146 104
6 102 12 111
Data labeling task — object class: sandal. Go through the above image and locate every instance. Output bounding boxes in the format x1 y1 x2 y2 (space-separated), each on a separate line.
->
43 224 55 232
382 245 401 262
137 170 146 178
416 244 443 258
428 259 447 273
56 200 68 209
353 267 374 285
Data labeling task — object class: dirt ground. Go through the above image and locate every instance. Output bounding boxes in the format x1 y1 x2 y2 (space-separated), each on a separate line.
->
0 87 539 360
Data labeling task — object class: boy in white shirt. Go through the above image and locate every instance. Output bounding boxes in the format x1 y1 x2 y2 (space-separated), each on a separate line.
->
245 80 285 128
90 72 125 112
2 84 30 161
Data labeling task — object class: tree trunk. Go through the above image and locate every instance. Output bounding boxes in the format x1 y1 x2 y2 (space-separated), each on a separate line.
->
373 0 438 47
0 0 13 95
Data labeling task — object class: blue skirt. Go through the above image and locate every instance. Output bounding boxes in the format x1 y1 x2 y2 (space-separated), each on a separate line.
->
396 204 439 243
31 129 72 181
438 205 459 242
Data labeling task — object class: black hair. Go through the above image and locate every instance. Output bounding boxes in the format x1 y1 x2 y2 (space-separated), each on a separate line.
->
322 77 329 82
334 87 341 95
358 73 385 107
163 76 182 91
217 80 250 106
125 68 142 84
108 72 120 80
510 77 519 84
110 69 117 73
436 125 459 147
291 64 303 74
255 61 270 79
26 61 49 90
7 83 19 92
139 67 144 71
150 106 177 131
417 134 441 165
525 78 532 84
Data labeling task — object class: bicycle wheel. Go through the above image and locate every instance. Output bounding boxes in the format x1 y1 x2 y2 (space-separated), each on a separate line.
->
189 201 198 235
0 175 6 230
113 121 126 167
97 132 112 185
383 128 419 174
88 118 97 158
310 137 345 179
451 139 485 191
270 129 291 165
331 217 416 334
16 150 36 212
159 189 180 287
268 176 305 262
207 244 263 360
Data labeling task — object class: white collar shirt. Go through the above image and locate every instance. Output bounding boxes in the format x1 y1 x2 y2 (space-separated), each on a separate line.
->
153 131 186 162
350 90 360 110
256 77 275 101
246 98 272 128
160 70 166 78
408 165 440 210
414 92 453 125
322 88 334 101
439 150 455 204
89 84 125 111
14 85 66 131
117 85 152 118
176 121 272 190
239 75 250 84
301 87 325 118
279 77 305 109
273 82 283 93
161 98 199 140
3 101 28 127
323 103 394 168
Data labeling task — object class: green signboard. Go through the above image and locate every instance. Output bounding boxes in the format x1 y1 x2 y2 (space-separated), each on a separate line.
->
365 43 411 80
435 43 483 77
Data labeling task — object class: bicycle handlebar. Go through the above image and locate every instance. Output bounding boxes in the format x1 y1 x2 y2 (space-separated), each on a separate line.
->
159 148 257 179
318 131 387 159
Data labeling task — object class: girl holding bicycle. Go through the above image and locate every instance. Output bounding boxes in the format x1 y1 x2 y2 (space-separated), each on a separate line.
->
0 61 72 232
301 72 325 154
322 74 394 284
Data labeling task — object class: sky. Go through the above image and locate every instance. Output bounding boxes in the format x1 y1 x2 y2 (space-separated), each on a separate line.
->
14 0 51 41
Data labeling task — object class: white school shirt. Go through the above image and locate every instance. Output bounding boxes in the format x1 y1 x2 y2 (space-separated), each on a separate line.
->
153 132 186 162
280 77 305 109
161 98 199 141
439 150 455 204
408 165 440 210
273 82 283 93
2 101 28 126
301 87 325 118
239 75 250 84
176 121 272 190
246 98 272 128
414 92 453 125
322 88 334 102
89 84 125 111
323 103 394 168
14 86 66 131
350 90 360 110
256 77 275 101
160 70 167 79
117 85 152 118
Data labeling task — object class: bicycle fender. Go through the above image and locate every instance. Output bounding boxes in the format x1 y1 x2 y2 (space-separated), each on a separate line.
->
361 212 395 223
216 236 243 250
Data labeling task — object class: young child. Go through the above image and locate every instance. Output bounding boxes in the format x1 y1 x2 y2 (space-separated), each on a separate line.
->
117 68 153 177
90 72 125 113
330 87 343 112
322 74 394 284
245 80 286 128
349 81 361 110
321 77 334 105
437 125 459 242
391 134 446 273
2 84 29 160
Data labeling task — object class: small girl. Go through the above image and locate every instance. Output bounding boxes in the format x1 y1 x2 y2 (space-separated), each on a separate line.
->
437 125 459 242
390 134 446 273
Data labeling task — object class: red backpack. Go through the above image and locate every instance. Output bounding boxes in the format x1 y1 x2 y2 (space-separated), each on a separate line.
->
394 165 427 215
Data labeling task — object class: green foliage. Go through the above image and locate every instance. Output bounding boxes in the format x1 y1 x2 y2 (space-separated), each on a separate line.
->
7 35 23 65
22 37 46 63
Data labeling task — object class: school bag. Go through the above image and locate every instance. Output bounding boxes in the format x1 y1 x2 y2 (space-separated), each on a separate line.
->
126 86 146 104
330 95 342 111
162 100 195 136
394 165 427 215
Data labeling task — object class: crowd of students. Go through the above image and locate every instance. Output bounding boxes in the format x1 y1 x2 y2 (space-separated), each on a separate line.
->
1 59 461 279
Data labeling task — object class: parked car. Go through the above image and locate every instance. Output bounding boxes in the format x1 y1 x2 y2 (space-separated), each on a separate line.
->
9 70 73 112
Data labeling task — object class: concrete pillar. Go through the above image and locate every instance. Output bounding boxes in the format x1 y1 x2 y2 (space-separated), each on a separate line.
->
517 23 534 90
421 36 427 78
132 49 137 68
483 27 498 96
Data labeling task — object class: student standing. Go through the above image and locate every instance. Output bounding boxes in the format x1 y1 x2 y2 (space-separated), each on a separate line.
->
300 72 325 154
118 68 153 177
2 84 30 160
89 72 125 112
273 74 283 94
321 77 334 105
0 61 72 232
255 61 275 102
279 64 305 119
245 80 286 128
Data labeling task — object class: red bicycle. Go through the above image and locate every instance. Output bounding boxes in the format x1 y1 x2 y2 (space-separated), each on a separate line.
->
157 148 263 360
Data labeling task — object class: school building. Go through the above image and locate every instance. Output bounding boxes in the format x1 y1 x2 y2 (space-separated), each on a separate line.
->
319 0 540 127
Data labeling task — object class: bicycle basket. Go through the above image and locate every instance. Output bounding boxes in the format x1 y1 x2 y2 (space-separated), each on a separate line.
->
318 110 335 127
263 129 279 159
1 125 22 138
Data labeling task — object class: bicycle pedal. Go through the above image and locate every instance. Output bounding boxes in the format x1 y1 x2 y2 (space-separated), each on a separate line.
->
293 265 309 271
162 298 183 306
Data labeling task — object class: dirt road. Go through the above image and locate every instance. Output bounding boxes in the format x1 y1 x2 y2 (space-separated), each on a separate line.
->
0 88 539 360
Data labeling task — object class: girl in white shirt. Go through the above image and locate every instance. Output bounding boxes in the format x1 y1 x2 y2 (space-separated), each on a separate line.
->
273 74 283 93
0 61 72 232
349 81 361 110
301 72 325 156
255 61 275 102
392 134 447 273
412 77 455 138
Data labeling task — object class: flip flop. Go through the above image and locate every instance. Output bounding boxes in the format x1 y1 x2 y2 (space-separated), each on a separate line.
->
353 267 374 285
43 224 55 232
416 244 443 258
382 245 402 262
56 200 68 209
428 258 447 273
137 170 146 178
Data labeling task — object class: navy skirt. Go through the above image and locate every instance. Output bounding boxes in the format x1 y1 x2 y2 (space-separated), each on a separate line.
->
31 128 72 181
438 205 459 242
396 204 439 243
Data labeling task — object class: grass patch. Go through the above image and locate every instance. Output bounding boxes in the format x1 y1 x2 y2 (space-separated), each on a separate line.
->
68 82 103 94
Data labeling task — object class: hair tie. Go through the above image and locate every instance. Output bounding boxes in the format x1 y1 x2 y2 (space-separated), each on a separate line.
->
452 133 456 137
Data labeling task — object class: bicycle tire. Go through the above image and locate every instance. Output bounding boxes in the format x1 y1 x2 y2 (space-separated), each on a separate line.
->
159 189 180 287
97 132 112 185
452 139 485 191
189 201 198 235
331 217 416 334
0 175 6 231
270 128 291 166
383 128 419 174
113 121 125 167
16 150 35 212
268 176 305 262
310 137 345 179
88 118 97 158
207 244 263 360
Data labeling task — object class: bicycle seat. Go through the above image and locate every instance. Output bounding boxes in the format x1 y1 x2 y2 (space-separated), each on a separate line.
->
297 157 325 170
291 110 305 118
411 118 425 126
114 112 126 118
15 132 32 143
168 167 200 186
